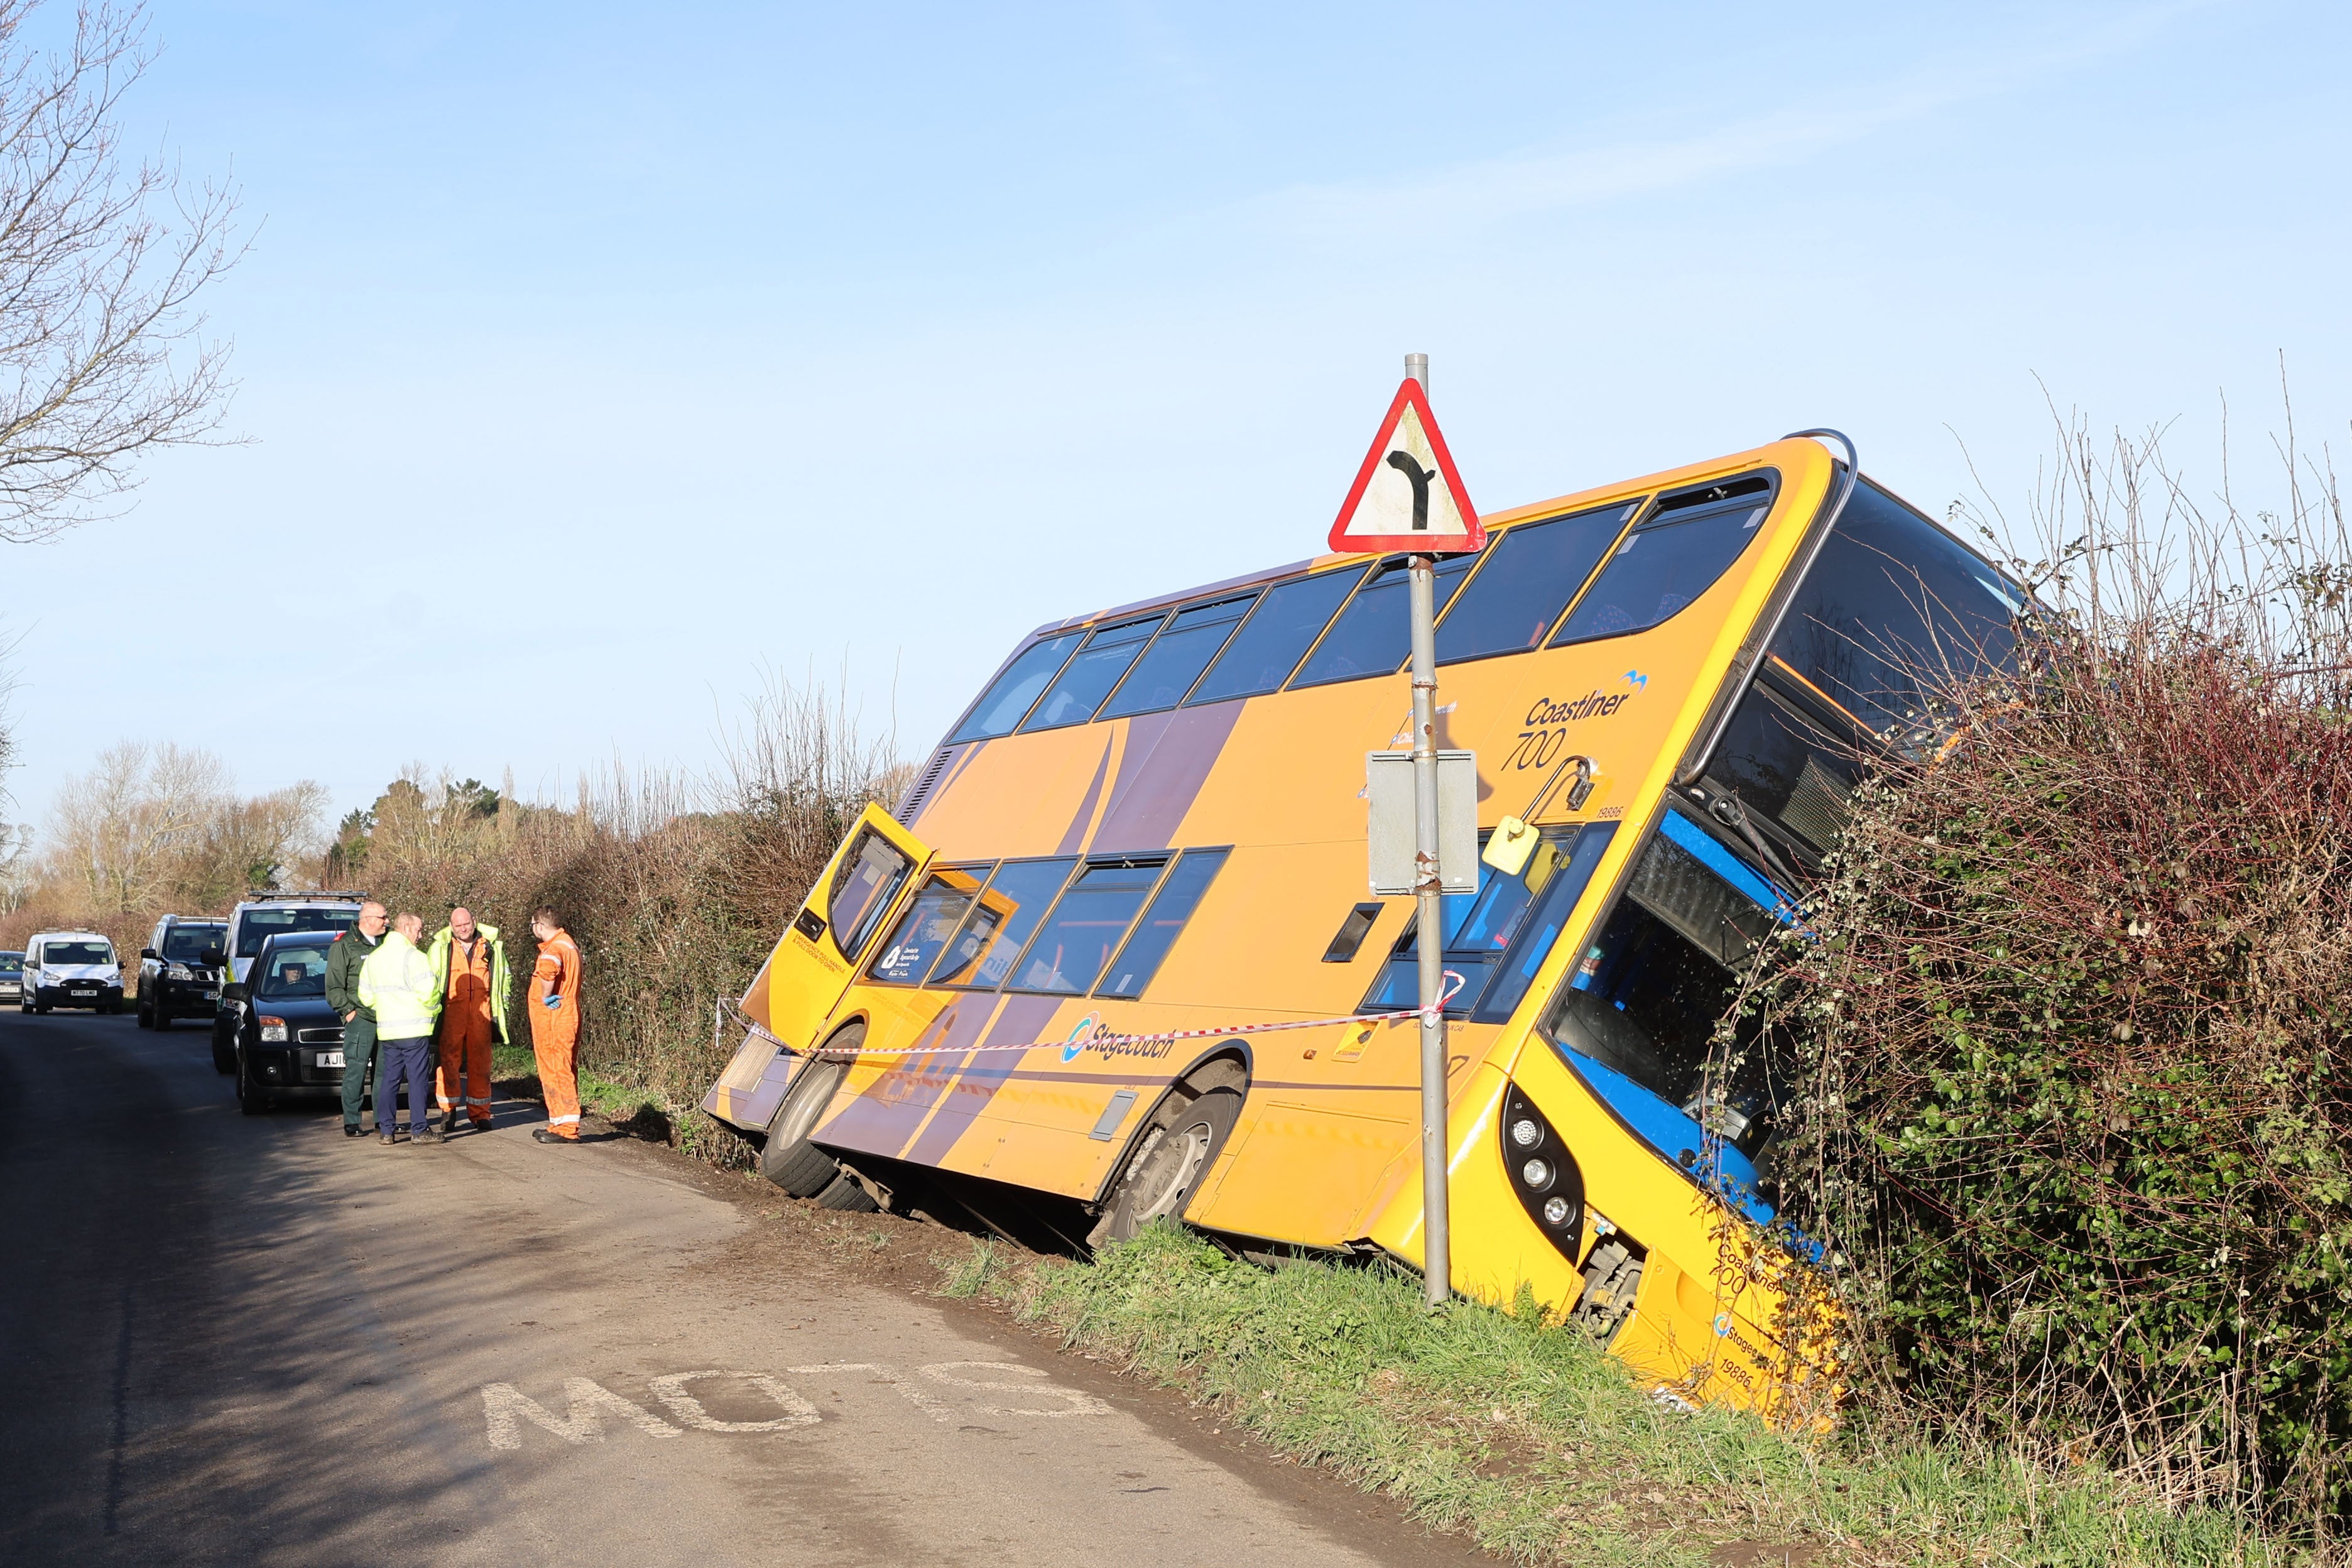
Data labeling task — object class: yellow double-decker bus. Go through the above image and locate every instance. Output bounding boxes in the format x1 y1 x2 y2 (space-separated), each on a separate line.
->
704 430 2017 1413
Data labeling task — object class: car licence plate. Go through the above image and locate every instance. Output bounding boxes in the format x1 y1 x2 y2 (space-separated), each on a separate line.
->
318 1051 345 1068
70 988 97 996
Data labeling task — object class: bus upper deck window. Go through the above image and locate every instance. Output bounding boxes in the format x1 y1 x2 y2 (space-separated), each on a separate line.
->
951 632 1084 743
1288 555 1474 689
1767 479 2021 741
1006 858 1170 996
1552 472 1778 648
1097 594 1257 719
1094 847 1230 999
1435 503 1636 665
1185 567 1364 704
928 858 1075 989
1020 614 1167 732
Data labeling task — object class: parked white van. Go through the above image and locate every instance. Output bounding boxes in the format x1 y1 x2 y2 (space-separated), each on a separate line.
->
20 931 124 1014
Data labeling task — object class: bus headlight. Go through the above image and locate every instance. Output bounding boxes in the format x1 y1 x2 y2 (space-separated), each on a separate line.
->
1500 1085 1585 1264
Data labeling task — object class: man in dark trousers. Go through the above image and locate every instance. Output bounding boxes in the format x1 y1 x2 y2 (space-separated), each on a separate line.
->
324 901 387 1138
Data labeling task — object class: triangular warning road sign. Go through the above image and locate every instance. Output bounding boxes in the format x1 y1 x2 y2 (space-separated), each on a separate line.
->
1328 378 1483 555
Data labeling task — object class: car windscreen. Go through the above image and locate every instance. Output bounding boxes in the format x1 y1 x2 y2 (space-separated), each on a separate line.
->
237 907 359 956
43 941 113 965
163 926 224 962
0 951 20 973
256 945 332 998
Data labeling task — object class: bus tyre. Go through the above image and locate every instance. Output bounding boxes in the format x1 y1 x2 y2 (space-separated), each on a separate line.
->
813 1170 879 1213
759 1028 860 1198
1088 1081 1243 1249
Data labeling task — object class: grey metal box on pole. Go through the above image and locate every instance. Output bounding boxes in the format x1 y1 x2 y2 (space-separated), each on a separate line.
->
1365 750 1479 895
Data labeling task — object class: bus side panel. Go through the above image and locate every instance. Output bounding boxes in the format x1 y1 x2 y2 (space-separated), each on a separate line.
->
808 986 1003 1158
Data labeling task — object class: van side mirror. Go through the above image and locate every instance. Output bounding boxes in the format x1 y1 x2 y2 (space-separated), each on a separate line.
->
200 949 225 967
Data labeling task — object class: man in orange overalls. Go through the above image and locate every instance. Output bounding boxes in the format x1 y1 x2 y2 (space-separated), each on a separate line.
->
528 906 584 1145
427 907 511 1133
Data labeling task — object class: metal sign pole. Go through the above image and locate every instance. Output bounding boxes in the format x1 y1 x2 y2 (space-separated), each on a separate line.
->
1404 354 1451 1308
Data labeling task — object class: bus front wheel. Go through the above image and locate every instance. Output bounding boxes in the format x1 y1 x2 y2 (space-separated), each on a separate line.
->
1087 1080 1243 1250
760 1026 861 1198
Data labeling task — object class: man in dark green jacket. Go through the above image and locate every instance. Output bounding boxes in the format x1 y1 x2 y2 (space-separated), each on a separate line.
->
324 900 388 1138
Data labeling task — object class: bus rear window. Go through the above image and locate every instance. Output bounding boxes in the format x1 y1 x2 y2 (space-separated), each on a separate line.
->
950 632 1084 743
1435 503 1633 664
929 858 1074 988
1097 595 1256 718
1094 848 1229 999
1552 474 1777 647
1185 567 1364 704
1020 615 1165 732
1289 555 1474 689
1007 858 1168 995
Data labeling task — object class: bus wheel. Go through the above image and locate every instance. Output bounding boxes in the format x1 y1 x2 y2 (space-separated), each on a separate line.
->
760 1025 860 1198
812 1170 879 1213
1087 1079 1243 1249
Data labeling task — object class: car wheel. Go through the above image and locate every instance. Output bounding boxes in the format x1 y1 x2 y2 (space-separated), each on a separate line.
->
236 1045 270 1115
136 993 151 1028
212 1035 236 1074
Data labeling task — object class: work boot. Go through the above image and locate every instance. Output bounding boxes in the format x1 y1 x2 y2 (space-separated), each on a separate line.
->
531 1128 576 1145
343 1123 366 1138
418 1124 445 1145
378 1131 397 1146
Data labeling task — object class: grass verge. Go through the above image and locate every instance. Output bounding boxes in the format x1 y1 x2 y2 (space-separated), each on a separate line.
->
935 1225 2278 1568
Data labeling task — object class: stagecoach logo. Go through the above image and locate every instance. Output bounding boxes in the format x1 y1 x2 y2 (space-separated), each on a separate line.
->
1059 1013 1180 1065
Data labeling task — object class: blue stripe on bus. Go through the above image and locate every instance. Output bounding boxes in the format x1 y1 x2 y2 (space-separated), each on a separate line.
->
1556 1045 1776 1225
1657 808 1799 927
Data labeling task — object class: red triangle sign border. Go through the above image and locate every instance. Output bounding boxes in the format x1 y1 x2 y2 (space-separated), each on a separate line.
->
1327 376 1484 556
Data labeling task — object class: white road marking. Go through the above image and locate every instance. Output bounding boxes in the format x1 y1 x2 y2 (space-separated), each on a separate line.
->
919 1361 1113 1418
481 1379 683 1449
787 1361 960 1424
482 1359 1108 1450
649 1371 820 1432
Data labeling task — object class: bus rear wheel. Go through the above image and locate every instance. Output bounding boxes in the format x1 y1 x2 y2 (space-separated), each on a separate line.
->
759 1025 860 1198
1088 1079 1243 1249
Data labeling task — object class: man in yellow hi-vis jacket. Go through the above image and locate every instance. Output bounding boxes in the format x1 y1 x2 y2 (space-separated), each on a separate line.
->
360 913 442 1145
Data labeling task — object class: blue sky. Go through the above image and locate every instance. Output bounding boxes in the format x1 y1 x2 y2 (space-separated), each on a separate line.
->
4 0 2347 833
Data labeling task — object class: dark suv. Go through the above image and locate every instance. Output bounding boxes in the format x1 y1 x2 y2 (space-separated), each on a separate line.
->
138 916 227 1030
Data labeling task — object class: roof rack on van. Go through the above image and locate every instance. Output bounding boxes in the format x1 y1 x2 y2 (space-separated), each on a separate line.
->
244 890 369 901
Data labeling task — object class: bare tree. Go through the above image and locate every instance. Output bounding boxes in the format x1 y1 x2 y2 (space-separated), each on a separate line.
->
0 0 239 543
41 739 229 912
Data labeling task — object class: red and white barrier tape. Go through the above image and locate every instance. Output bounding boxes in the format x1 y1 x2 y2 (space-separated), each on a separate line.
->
719 971 1468 1066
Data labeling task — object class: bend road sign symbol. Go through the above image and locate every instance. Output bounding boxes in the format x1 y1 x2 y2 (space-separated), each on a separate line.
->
1328 376 1483 556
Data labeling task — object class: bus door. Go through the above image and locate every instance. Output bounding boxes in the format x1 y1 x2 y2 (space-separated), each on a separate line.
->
704 805 934 1132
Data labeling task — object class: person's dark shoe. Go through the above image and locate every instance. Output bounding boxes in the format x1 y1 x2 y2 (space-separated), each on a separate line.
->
343 1123 367 1138
531 1128 577 1145
378 1131 397 1146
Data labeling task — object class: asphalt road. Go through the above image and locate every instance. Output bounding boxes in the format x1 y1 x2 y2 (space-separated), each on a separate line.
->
0 1005 1486 1567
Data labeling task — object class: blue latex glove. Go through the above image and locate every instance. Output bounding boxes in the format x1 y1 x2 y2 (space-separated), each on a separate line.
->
541 994 563 1010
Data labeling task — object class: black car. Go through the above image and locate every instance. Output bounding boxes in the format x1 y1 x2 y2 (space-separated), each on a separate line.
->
137 915 227 1030
232 932 351 1115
